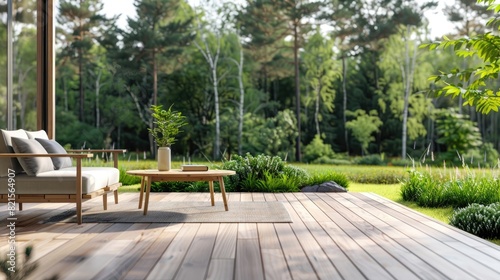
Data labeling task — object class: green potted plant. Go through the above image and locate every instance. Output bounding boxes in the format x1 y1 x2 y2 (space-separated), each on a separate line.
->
148 105 187 171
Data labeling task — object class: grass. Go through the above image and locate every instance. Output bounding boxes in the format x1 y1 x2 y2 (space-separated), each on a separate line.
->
348 183 454 223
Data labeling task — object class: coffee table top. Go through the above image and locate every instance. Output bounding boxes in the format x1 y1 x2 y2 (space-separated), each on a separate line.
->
127 169 236 178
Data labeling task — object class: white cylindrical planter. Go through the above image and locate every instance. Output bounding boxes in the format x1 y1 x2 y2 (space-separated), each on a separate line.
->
158 147 171 171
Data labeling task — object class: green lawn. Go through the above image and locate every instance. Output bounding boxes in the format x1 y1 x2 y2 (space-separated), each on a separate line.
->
348 183 454 223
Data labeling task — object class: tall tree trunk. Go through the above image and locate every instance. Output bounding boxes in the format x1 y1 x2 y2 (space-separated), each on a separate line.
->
153 49 158 106
315 87 320 136
294 21 301 162
79 48 84 122
95 69 102 129
237 47 245 155
213 60 220 159
342 55 349 154
194 35 222 159
401 25 418 159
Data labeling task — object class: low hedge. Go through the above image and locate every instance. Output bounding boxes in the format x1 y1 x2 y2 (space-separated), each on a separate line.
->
450 203 500 239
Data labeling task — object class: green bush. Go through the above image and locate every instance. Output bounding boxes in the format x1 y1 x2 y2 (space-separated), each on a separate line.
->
450 203 500 239
119 168 142 185
355 155 385 166
401 170 500 207
390 158 414 167
151 181 210 192
220 153 309 192
303 135 335 163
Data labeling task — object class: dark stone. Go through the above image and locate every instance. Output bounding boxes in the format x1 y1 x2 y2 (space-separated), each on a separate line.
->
301 185 319 192
301 181 347 192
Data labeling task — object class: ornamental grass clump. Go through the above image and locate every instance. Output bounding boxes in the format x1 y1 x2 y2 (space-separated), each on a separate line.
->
400 170 500 208
450 203 500 239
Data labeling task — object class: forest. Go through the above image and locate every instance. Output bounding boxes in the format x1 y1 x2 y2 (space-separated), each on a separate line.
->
1 0 499 166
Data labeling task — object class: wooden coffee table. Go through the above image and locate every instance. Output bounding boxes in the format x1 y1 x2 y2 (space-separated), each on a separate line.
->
126 169 236 215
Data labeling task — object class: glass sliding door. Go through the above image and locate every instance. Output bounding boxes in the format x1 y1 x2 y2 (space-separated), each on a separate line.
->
0 0 38 130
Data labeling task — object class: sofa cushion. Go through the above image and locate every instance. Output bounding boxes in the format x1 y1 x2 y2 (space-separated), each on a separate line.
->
11 137 55 176
0 167 120 195
35 138 73 169
0 129 28 176
25 130 49 140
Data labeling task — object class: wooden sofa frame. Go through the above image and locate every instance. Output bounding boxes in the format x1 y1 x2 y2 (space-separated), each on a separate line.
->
0 149 125 224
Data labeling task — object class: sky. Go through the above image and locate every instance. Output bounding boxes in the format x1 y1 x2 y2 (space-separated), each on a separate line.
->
101 0 456 39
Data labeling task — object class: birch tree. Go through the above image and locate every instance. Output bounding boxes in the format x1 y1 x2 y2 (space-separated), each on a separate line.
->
379 26 434 159
303 30 339 136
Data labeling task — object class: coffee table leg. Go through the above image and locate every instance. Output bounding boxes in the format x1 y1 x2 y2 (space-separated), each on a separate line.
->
144 176 152 215
138 176 145 209
209 181 215 206
218 177 228 211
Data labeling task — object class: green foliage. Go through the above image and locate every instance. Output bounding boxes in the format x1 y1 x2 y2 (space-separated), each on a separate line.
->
305 171 349 189
299 164 408 184
401 170 500 207
151 181 209 192
355 155 385 166
390 158 414 167
220 153 309 192
0 246 46 280
346 110 383 155
435 109 483 163
119 168 142 185
148 105 188 147
242 110 297 159
303 135 335 163
450 203 500 239
422 0 500 114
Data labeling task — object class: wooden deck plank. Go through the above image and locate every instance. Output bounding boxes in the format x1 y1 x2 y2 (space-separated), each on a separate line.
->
175 223 219 280
313 193 451 279
91 223 167 280
123 223 182 280
258 223 292 280
361 192 500 259
211 223 238 259
1 192 498 280
283 193 348 279
235 224 264 280
349 193 500 274
146 223 200 280
25 223 116 280
352 192 500 278
206 259 234 280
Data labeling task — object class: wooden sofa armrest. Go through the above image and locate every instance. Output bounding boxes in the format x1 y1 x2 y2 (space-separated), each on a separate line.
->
67 149 127 168
0 153 93 224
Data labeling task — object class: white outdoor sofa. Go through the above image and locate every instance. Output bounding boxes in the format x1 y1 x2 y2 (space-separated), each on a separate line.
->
0 129 126 224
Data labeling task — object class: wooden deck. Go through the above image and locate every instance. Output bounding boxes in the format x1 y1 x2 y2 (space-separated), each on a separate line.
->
1 192 500 280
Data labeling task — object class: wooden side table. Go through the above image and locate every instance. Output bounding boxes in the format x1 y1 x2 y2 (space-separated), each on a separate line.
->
126 169 236 215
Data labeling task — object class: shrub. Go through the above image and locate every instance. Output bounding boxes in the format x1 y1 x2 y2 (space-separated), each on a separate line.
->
390 158 414 167
151 181 209 192
220 153 309 192
450 203 500 239
119 167 141 185
303 135 335 163
355 155 385 166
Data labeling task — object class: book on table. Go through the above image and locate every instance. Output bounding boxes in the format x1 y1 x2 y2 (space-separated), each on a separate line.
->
181 164 209 171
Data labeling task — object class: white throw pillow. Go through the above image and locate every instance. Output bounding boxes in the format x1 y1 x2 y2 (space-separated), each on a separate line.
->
25 130 49 140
